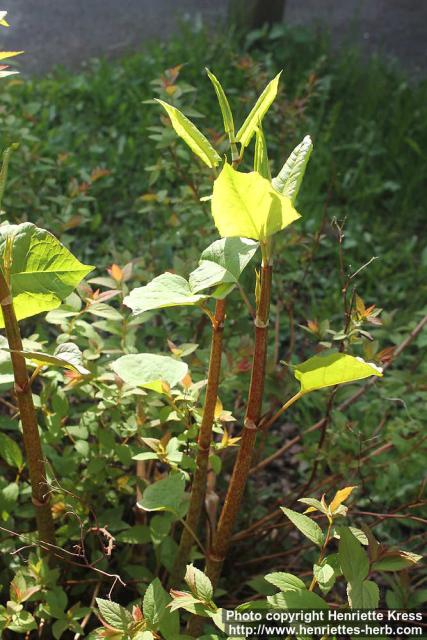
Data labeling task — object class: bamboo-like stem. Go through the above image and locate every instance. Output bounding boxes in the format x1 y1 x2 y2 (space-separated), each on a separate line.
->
169 299 226 586
0 269 56 548
205 260 273 588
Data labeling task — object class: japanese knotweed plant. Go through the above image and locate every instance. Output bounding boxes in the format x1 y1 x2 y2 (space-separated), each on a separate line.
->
0 148 92 549
90 487 421 639
120 65 386 616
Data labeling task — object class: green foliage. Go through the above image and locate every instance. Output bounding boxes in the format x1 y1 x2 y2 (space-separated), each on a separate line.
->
111 353 188 392
293 352 383 393
211 163 300 240
236 71 281 148
0 222 92 326
0 18 425 640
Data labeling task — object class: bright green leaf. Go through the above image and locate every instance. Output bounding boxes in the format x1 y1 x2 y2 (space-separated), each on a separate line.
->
13 343 90 376
139 474 186 513
111 353 188 393
347 579 379 609
281 507 324 547
124 273 208 316
206 68 234 134
264 572 306 592
293 352 383 393
0 223 93 327
96 598 132 632
236 72 281 148
189 237 258 293
211 164 300 240
254 127 270 179
272 135 313 203
143 578 170 627
338 526 369 583
0 433 22 468
156 99 221 168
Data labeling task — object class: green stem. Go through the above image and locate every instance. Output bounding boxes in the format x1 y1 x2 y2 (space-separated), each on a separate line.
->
169 299 226 587
0 269 56 550
205 260 273 588
309 519 333 592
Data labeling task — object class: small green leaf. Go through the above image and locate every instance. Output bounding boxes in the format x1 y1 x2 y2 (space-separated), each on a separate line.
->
211 164 300 240
185 564 213 604
96 598 132 632
143 578 170 627
347 579 379 609
236 72 282 148
272 135 313 203
14 343 90 376
156 99 221 168
124 273 208 316
254 126 270 179
0 433 22 468
111 353 188 393
139 474 186 513
298 497 327 514
338 526 369 583
264 572 306 592
206 68 234 135
281 507 324 547
189 237 258 293
293 352 383 393
0 223 93 327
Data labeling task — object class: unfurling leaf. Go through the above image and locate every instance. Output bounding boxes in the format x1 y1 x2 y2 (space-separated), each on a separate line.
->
254 126 270 179
185 564 214 604
111 353 188 394
272 135 313 203
329 486 357 514
236 72 281 148
293 352 383 393
211 164 300 240
156 99 221 168
206 68 234 135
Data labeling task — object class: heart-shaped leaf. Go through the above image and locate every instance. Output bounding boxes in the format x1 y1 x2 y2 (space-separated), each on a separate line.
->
211 164 300 240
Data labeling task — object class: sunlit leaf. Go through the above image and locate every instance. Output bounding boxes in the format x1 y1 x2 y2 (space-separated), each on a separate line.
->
206 68 234 134
272 135 313 203
293 352 383 393
264 572 306 592
347 580 379 609
236 72 281 148
254 126 270 179
329 486 357 514
156 99 221 168
0 51 23 61
0 223 93 327
13 343 90 376
211 164 300 240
